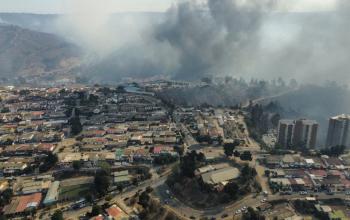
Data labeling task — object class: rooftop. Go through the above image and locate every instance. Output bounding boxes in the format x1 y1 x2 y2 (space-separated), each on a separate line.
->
201 167 240 185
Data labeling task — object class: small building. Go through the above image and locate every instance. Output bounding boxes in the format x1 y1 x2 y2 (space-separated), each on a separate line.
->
106 204 128 220
113 170 132 186
201 167 240 188
43 181 60 206
3 193 42 217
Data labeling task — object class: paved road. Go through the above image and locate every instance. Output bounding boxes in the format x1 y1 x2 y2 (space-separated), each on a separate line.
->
60 169 171 219
155 181 350 220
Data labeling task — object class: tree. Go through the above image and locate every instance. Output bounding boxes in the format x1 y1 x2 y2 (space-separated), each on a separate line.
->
153 154 178 165
224 140 240 157
240 151 253 161
72 161 82 170
217 136 223 145
180 151 205 178
321 145 346 157
146 186 153 194
85 193 93 203
138 191 150 208
94 172 110 196
1 107 9 113
233 150 241 157
39 153 58 172
117 185 124 192
224 182 239 199
91 204 103 217
241 165 257 181
51 210 63 220
0 189 13 206
98 161 111 175
69 115 82 136
242 207 264 220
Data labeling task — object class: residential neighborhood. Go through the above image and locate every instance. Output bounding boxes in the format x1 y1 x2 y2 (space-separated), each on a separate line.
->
0 83 350 220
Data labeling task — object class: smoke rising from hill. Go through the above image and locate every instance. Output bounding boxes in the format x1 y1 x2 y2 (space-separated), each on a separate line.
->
54 0 350 84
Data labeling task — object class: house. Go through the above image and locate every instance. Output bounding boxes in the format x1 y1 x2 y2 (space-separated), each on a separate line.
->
270 178 291 188
82 137 108 145
322 156 344 169
90 215 104 220
322 175 347 192
113 170 132 186
37 143 56 153
81 144 105 152
81 130 106 138
265 155 283 168
17 179 51 195
106 204 128 220
152 146 175 155
0 161 28 176
3 193 42 217
2 144 35 156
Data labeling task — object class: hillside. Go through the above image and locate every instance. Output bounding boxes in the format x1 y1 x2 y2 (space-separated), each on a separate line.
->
0 24 81 80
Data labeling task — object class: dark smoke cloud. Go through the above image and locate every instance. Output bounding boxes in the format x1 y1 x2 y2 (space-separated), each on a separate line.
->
154 0 269 80
82 0 272 82
53 0 350 84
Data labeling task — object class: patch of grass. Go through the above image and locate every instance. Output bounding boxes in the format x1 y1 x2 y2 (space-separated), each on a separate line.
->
58 184 91 200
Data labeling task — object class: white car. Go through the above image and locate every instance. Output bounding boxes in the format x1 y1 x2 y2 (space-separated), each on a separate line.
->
235 210 241 215
241 206 247 211
261 198 267 203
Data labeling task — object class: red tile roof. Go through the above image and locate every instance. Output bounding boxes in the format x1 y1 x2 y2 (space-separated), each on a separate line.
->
16 193 42 212
31 111 45 116
309 169 327 177
106 205 121 217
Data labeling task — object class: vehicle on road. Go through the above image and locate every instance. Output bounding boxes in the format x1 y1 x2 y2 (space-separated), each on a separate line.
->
71 198 87 210
299 191 308 195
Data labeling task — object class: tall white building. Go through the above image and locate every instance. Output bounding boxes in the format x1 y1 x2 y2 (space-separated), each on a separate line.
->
277 119 318 149
326 114 350 148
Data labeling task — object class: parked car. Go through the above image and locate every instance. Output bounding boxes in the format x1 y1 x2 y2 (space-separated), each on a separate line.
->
299 191 308 195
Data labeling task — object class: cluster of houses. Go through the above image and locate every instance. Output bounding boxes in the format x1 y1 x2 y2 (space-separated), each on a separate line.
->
264 153 350 193
57 121 181 167
0 87 69 178
0 86 180 218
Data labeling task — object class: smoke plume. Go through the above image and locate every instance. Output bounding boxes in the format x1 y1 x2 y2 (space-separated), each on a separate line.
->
54 0 350 84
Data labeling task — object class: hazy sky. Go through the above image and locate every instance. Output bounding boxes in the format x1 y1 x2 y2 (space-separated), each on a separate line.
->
0 0 337 14
0 0 174 13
